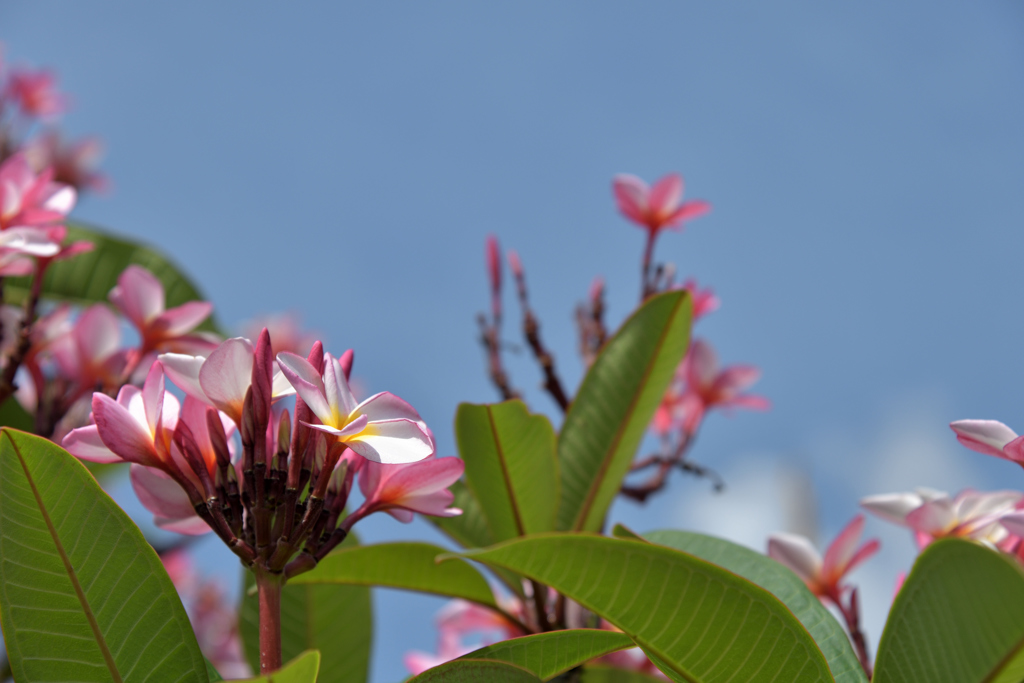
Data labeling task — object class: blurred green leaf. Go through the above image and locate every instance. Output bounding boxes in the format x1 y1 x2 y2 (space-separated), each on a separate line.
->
461 534 834 682
621 527 867 683
874 538 1024 683
0 398 33 431
241 535 371 683
6 221 223 334
0 428 208 682
579 666 666 683
236 650 320 683
557 290 691 532
458 630 633 681
205 659 225 682
290 541 498 608
456 400 559 541
410 659 542 682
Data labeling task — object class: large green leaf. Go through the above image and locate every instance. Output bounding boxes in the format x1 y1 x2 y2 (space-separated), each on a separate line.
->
241 535 371 683
289 542 498 608
460 534 834 682
580 666 666 683
6 222 222 334
619 527 866 683
0 428 208 682
557 290 691 532
236 650 321 683
458 630 633 681
873 538 1024 683
410 659 542 682
457 401 559 541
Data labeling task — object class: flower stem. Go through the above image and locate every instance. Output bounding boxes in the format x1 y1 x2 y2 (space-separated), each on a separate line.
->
256 570 283 674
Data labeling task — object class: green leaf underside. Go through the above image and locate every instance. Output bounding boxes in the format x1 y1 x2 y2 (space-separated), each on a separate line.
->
289 541 497 607
458 630 634 680
457 400 559 541
5 222 223 335
557 290 692 532
411 658 542 682
580 665 667 683
461 534 834 683
873 538 1024 683
236 650 321 683
241 534 372 683
0 429 207 682
629 528 866 683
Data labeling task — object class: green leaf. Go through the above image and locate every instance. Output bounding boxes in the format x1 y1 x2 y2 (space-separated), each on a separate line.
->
241 535 371 683
456 400 559 541
0 428 208 682
621 527 867 683
458 630 634 681
6 222 223 334
236 650 321 683
557 290 692 532
410 659 542 682
205 659 225 682
580 666 667 683
0 398 33 431
429 480 496 549
460 534 834 683
289 541 498 608
873 538 1024 683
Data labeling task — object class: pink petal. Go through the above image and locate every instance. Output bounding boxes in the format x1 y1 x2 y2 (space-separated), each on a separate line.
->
198 338 254 422
339 348 354 380
151 301 213 338
130 464 196 519
717 365 762 394
905 499 957 535
950 419 1018 458
323 353 357 421
92 393 161 469
141 362 166 435
277 351 331 425
842 539 881 577
347 418 434 464
356 391 424 425
648 173 683 216
383 456 465 499
1001 511 1024 538
767 533 821 584
109 265 165 328
861 492 929 525
74 304 121 367
612 174 649 226
159 353 209 403
62 424 122 463
727 394 771 411
687 339 719 388
822 515 865 578
154 516 212 535
664 200 711 228
1003 436 1024 465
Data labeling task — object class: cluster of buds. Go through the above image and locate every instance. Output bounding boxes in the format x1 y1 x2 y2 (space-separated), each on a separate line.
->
0 46 106 193
64 329 464 579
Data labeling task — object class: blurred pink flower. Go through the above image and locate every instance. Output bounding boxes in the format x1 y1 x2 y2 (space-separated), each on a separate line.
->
50 303 128 394
681 279 720 321
23 131 107 193
950 419 1024 467
405 598 525 675
6 68 67 119
612 173 710 235
109 265 219 358
768 515 880 604
351 453 463 523
240 313 318 357
0 152 76 230
861 488 1023 549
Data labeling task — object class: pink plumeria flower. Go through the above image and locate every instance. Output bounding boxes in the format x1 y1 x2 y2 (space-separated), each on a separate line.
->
861 488 1023 549
350 454 464 523
0 152 76 230
277 350 433 465
160 337 295 426
612 173 710 235
950 420 1024 467
681 279 720 321
405 597 525 674
404 630 475 676
240 313 319 357
24 131 108 193
50 303 128 393
6 68 67 119
109 265 219 358
768 515 880 604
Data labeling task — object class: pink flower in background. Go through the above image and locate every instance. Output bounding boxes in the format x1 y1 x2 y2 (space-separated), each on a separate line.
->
23 131 108 193
109 265 219 358
681 279 720 320
6 68 67 119
612 173 710 235
50 303 128 394
160 549 250 679
405 599 525 675
768 515 880 603
351 454 463 523
861 488 1023 549
240 313 319 357
277 350 434 465
0 152 76 230
950 420 1024 467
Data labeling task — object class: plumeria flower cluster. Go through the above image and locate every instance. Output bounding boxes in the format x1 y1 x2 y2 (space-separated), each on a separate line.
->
11 263 216 441
767 516 879 677
0 46 106 193
64 328 464 579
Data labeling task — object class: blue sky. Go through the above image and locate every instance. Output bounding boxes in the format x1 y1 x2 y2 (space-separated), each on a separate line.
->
5 2 1024 680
